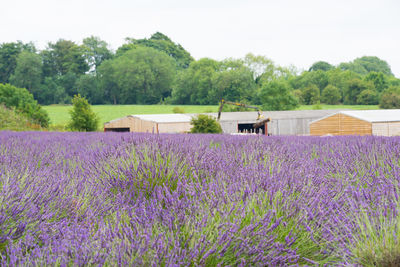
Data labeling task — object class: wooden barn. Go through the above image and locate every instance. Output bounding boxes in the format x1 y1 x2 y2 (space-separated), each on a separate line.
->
310 110 400 136
104 114 193 133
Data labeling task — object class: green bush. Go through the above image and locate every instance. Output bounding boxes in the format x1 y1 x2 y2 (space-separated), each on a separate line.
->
67 94 99 131
0 104 42 131
0 83 49 127
172 107 185 113
190 114 222 134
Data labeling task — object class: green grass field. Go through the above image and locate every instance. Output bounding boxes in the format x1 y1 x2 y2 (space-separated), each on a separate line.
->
43 104 380 128
296 104 379 110
43 105 219 127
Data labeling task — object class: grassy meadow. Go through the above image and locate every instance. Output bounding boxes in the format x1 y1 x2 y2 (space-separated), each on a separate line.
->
42 104 380 129
43 105 219 128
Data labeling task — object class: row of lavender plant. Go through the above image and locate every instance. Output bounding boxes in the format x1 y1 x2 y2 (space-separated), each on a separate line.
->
1 131 400 266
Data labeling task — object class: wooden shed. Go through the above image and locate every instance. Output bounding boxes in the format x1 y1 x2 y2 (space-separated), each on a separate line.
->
104 114 193 133
310 110 400 136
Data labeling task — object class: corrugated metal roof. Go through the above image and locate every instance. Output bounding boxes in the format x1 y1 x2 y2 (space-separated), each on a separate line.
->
104 115 131 125
340 110 400 122
105 109 349 125
204 110 344 122
310 109 400 124
132 114 193 123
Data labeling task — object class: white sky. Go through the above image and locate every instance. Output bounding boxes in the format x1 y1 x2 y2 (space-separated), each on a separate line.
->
2 0 400 77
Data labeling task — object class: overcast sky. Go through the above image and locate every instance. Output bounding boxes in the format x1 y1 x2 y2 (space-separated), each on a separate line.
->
2 0 400 77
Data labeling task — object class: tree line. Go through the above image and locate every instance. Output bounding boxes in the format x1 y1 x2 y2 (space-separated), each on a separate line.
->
1 32 400 110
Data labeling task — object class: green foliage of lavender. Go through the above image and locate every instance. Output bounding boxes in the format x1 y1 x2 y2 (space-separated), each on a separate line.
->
1 132 400 265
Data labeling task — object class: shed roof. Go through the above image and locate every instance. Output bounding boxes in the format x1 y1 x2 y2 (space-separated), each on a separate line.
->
132 114 193 123
311 109 400 124
340 110 400 123
207 109 343 122
105 110 346 125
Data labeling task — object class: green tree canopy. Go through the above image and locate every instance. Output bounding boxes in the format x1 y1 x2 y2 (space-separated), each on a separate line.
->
356 89 379 105
379 86 400 109
244 53 295 83
364 71 389 92
120 32 193 69
208 59 256 103
257 80 299 110
82 36 113 72
171 58 220 105
326 69 360 92
41 39 89 77
301 84 320 105
9 51 43 97
76 74 104 104
36 77 68 105
339 56 393 76
99 46 176 104
290 70 329 93
0 41 36 83
309 61 334 72
343 78 375 104
321 85 341 104
97 60 120 104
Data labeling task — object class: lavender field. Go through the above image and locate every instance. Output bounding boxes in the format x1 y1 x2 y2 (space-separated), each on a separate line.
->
1 132 400 266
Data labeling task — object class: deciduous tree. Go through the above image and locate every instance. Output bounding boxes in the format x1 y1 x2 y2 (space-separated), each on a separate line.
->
258 80 299 110
100 46 176 104
379 86 400 109
82 36 113 72
171 58 220 105
356 89 379 105
343 78 375 104
321 85 341 104
121 32 193 69
339 56 393 76
0 41 35 83
41 39 89 77
9 51 42 96
309 61 334 72
364 71 389 92
301 84 320 105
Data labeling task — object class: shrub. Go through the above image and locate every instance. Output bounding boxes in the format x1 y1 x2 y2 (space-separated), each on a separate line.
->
67 94 99 131
0 104 41 131
312 103 322 110
190 114 222 133
0 83 49 127
172 107 185 113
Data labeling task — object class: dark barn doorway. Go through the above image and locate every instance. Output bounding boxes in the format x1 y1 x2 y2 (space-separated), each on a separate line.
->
238 123 265 134
104 127 130 132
